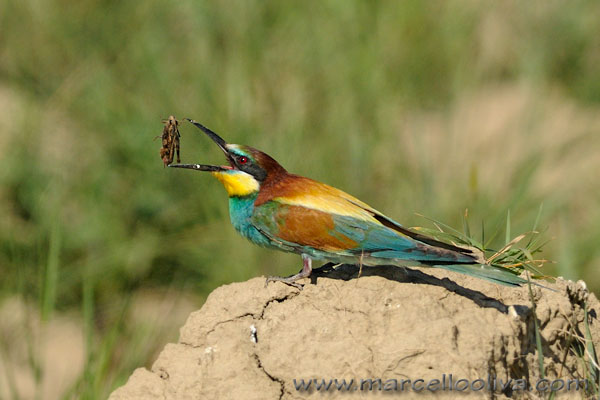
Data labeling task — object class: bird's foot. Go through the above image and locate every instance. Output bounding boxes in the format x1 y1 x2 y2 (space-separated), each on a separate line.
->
264 274 306 290
265 254 312 290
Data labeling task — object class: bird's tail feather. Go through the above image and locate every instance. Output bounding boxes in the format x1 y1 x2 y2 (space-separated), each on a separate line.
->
433 263 540 288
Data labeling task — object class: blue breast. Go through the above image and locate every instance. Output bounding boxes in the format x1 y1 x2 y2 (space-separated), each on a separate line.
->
228 195 274 249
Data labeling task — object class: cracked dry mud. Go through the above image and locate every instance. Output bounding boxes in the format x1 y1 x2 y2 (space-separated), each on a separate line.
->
109 265 600 400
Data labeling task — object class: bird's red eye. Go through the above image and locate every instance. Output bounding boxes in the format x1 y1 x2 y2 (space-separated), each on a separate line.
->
239 156 248 164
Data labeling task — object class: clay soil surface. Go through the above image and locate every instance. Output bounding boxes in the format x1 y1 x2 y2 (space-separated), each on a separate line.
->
110 265 599 399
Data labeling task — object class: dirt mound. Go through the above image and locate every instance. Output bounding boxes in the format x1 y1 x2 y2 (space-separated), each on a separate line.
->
109 265 599 399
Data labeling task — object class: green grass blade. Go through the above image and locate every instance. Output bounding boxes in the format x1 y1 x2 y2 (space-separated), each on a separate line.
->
82 266 95 399
481 219 485 250
483 216 505 249
462 209 471 238
93 297 132 398
411 227 472 246
505 209 511 246
415 213 465 238
41 223 61 322
527 203 544 248
532 203 543 233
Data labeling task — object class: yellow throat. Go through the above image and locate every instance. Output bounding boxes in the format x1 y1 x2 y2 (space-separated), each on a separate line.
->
212 170 260 197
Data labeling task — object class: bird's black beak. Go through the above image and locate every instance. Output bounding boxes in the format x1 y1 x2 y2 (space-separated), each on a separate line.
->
169 119 234 172
168 163 228 172
186 119 229 153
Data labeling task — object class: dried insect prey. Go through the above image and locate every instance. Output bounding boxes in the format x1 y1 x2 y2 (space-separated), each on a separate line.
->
158 115 181 166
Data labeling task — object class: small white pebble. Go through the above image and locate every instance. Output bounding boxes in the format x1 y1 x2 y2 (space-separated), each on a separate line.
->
508 305 519 319
577 280 587 291
250 325 257 343
204 346 215 354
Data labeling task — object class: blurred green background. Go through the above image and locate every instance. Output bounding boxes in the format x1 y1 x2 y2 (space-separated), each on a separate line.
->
1 0 599 398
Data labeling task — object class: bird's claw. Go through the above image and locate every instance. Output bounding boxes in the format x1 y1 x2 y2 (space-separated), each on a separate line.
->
264 255 312 290
264 276 305 290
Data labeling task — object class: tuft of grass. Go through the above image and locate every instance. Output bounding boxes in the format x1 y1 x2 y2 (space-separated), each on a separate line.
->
413 206 552 281
420 207 599 398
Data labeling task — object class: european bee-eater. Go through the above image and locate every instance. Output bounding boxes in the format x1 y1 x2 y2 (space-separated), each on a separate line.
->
171 119 529 288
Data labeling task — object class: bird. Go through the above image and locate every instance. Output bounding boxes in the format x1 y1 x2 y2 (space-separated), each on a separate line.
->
170 119 530 289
